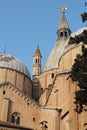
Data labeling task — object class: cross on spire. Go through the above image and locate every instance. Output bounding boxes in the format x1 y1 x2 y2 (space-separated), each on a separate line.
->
61 5 67 13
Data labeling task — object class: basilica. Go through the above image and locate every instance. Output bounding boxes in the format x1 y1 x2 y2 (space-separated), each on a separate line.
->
0 5 87 130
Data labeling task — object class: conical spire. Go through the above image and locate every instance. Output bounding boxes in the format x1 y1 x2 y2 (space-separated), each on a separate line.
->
57 5 71 38
34 46 42 57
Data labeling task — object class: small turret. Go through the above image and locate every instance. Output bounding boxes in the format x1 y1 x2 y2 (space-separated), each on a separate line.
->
32 46 42 101
33 46 42 77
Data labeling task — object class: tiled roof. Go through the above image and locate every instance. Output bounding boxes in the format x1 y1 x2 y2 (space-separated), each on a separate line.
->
34 47 42 57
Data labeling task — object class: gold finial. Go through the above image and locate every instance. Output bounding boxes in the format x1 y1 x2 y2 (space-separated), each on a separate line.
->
62 5 67 13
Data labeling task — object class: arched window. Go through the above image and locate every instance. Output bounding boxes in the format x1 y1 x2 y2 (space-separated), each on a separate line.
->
60 32 63 37
65 31 67 37
35 59 37 63
11 112 20 125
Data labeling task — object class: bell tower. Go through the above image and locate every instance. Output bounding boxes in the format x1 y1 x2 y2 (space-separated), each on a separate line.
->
33 46 42 77
57 5 71 39
32 46 42 101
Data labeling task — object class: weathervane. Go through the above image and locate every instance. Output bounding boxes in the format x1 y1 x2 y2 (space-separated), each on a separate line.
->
62 5 67 13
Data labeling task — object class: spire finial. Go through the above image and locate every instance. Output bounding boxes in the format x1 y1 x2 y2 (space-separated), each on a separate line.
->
62 5 67 13
3 44 6 54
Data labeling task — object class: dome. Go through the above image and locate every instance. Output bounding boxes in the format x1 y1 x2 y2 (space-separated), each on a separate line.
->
0 53 31 78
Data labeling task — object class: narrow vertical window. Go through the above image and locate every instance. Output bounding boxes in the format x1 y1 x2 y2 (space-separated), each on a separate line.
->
35 59 37 63
60 32 63 37
51 73 54 78
65 32 67 37
3 90 6 95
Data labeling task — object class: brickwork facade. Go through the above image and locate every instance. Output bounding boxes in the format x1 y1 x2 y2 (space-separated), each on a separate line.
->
0 9 87 130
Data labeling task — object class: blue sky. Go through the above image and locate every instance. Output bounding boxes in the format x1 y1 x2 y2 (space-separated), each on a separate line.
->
0 0 86 75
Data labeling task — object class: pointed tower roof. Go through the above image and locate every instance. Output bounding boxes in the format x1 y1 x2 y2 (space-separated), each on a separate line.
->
57 5 71 37
34 46 42 57
58 9 69 30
